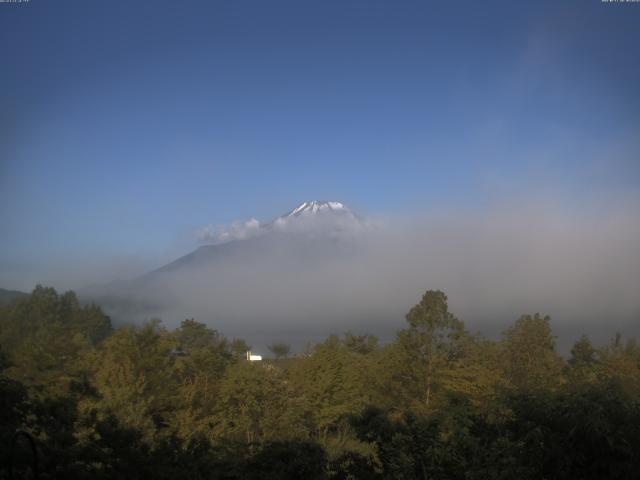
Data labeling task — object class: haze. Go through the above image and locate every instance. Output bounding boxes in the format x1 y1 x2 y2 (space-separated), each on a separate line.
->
1 0 639 351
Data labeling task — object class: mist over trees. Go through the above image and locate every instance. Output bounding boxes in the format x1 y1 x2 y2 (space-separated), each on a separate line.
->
75 201 640 354
1 286 640 479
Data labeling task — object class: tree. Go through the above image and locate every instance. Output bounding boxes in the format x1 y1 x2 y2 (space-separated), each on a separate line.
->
0 286 111 398
230 338 252 359
566 335 600 385
501 313 564 391
170 319 235 441
216 361 305 445
598 334 640 397
342 332 379 355
438 334 503 412
350 404 492 480
244 441 327 480
503 381 640 479
0 348 29 475
85 320 178 444
390 290 467 409
288 335 374 445
268 342 291 359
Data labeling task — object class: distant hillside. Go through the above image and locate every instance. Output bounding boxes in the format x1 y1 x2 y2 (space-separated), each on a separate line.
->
0 288 29 304
79 200 374 336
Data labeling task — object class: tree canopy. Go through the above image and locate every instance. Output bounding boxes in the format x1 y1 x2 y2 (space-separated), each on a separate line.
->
1 286 639 479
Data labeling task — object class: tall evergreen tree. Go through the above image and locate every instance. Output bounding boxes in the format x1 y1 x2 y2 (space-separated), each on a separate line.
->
501 313 565 391
391 290 467 409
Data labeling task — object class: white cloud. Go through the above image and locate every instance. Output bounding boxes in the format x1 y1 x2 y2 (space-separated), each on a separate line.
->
196 218 262 244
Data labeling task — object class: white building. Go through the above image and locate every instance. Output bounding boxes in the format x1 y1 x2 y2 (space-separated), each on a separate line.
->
246 350 262 361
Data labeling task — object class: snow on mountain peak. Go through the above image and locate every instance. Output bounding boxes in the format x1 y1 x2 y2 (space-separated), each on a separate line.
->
198 201 364 245
285 201 349 217
269 200 366 235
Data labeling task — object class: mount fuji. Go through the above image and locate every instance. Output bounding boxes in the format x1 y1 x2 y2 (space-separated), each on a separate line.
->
283 200 354 218
80 201 382 339
154 200 366 274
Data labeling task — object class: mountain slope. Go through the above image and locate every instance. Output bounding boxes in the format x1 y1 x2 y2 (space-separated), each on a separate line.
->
80 201 371 328
0 288 29 305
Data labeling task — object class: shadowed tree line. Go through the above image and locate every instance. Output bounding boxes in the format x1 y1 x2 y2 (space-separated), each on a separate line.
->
1 286 639 479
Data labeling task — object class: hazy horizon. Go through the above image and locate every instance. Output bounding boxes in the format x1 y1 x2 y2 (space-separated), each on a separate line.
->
2 0 639 353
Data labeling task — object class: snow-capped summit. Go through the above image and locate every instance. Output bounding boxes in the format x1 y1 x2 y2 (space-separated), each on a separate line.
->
266 200 364 236
197 201 365 245
285 201 349 217
84 200 374 322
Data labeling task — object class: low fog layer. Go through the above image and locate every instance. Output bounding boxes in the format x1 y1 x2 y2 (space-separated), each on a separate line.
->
85 200 640 353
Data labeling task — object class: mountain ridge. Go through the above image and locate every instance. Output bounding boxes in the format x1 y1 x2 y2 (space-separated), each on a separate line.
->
80 201 367 319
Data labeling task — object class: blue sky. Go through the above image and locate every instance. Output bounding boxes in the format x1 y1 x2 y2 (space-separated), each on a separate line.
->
1 0 639 290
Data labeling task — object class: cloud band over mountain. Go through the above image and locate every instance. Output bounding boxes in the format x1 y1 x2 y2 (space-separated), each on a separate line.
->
82 198 640 352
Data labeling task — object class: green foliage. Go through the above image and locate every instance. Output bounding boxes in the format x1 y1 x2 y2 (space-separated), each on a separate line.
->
0 348 29 475
385 290 468 411
0 288 28 305
216 361 306 444
267 342 291 359
567 335 600 385
342 332 379 355
229 338 251 359
328 450 381 480
0 285 112 398
502 313 565 391
244 441 327 480
1 286 640 479
503 381 640 479
288 335 376 445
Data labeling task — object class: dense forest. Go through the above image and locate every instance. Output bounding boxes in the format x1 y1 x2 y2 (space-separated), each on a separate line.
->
1 286 639 479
